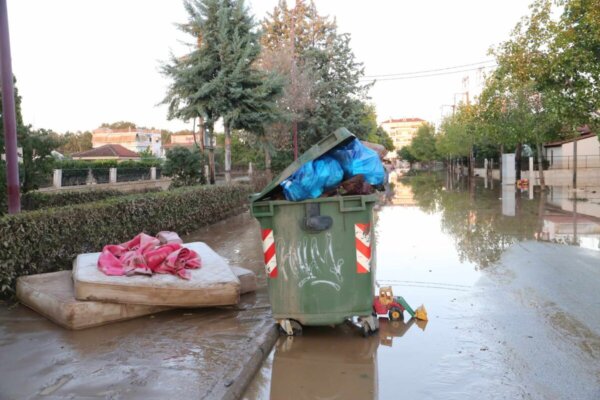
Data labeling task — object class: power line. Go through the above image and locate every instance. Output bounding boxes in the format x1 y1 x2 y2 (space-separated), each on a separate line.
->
359 65 495 82
361 60 496 79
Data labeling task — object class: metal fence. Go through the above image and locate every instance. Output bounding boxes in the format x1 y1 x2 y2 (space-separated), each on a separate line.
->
116 167 151 183
475 155 600 171
62 168 110 187
545 155 600 169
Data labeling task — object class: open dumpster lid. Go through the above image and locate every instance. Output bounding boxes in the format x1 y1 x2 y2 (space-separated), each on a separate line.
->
251 127 356 202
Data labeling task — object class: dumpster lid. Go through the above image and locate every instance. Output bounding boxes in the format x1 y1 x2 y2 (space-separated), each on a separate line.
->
251 127 356 202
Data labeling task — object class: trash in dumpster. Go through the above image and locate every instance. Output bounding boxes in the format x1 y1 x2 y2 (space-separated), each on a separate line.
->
281 155 344 201
329 138 385 185
251 128 380 337
280 136 386 201
323 174 375 197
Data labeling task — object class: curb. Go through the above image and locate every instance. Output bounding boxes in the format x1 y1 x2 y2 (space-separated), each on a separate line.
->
213 322 279 400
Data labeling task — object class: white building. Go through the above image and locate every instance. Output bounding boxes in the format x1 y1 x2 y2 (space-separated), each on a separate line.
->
92 127 162 157
544 132 600 169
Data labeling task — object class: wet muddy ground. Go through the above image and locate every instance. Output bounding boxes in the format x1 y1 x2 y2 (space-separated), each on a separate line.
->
0 213 275 400
243 175 600 400
1 175 599 399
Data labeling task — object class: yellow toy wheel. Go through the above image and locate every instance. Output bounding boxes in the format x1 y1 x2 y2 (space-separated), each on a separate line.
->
389 307 403 321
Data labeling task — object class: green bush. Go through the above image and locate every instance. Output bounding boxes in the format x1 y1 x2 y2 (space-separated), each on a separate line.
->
0 184 251 298
19 188 162 211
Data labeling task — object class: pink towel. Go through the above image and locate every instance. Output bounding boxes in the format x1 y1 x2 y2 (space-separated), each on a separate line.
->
97 233 201 279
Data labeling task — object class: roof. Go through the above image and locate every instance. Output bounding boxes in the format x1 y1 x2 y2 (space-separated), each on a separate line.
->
543 132 596 147
380 118 425 124
72 144 140 158
93 128 161 134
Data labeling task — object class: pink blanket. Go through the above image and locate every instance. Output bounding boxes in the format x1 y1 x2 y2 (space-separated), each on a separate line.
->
97 233 201 280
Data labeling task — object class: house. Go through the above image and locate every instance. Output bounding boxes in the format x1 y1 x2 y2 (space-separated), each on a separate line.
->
380 118 427 151
71 144 140 161
163 132 198 152
92 127 162 157
163 131 216 152
543 130 600 169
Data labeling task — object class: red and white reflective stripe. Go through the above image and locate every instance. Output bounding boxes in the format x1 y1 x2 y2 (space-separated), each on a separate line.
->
355 223 371 274
261 228 278 278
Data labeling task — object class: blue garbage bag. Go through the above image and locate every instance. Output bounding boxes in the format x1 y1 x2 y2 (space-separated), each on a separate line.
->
281 156 344 201
329 138 385 185
314 155 344 192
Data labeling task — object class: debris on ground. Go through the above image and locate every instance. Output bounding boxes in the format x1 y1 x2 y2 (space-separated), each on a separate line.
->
16 241 259 330
97 232 201 279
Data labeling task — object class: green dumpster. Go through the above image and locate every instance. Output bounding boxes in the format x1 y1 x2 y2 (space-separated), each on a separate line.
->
250 128 379 336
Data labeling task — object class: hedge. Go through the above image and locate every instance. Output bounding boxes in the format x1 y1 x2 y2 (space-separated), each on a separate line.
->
0 184 252 298
20 190 128 211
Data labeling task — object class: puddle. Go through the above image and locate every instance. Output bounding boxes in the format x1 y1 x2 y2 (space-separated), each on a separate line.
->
244 173 600 399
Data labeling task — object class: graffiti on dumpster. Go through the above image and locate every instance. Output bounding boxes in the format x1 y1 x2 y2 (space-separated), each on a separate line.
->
275 232 344 291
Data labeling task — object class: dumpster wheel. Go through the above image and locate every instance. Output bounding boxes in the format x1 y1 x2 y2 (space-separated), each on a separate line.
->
278 319 303 336
358 315 379 337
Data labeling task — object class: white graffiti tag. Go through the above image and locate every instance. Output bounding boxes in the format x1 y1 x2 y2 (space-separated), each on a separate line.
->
275 232 344 291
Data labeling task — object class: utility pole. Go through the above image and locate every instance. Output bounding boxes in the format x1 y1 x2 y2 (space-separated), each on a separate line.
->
0 0 21 213
291 1 298 160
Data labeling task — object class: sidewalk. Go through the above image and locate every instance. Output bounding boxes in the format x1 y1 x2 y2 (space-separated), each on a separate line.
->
0 212 276 400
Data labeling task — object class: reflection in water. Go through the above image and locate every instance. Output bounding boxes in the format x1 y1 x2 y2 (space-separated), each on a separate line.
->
263 320 428 399
378 318 426 347
269 325 379 400
394 173 600 269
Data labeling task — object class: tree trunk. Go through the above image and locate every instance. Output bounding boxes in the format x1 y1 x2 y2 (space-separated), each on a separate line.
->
469 146 474 178
499 144 503 181
572 136 577 189
515 142 522 180
224 120 232 184
205 123 216 184
536 142 545 191
208 149 216 185
199 116 205 152
264 145 272 182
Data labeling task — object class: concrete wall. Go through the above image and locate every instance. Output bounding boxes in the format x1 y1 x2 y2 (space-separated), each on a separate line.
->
546 135 600 169
475 167 600 186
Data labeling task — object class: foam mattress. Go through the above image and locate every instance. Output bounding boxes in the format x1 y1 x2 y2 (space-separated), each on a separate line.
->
73 242 241 307
16 271 169 330
232 266 258 294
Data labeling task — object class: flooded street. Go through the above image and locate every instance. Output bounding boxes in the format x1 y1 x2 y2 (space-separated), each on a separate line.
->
244 174 600 400
1 174 598 399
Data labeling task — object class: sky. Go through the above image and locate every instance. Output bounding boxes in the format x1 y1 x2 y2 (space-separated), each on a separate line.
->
6 0 533 134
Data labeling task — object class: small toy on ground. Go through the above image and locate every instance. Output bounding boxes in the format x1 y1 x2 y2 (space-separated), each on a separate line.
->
373 286 428 321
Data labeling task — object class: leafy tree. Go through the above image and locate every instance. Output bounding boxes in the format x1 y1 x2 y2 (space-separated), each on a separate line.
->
162 0 222 184
2 77 61 212
99 121 137 130
261 1 371 151
375 127 395 152
162 146 206 187
299 33 371 148
19 128 62 193
163 0 282 183
543 0 600 134
58 131 92 155
351 103 394 151
397 146 417 166
410 123 438 163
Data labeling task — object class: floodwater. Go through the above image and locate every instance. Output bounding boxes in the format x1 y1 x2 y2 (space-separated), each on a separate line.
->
243 173 600 400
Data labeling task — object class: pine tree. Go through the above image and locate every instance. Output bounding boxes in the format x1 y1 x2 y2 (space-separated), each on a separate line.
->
162 0 222 184
163 0 282 183
261 1 371 152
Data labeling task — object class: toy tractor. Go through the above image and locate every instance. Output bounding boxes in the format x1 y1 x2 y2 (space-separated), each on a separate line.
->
373 286 428 321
